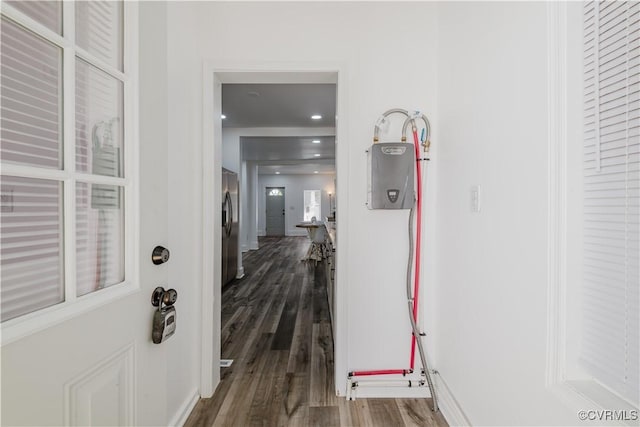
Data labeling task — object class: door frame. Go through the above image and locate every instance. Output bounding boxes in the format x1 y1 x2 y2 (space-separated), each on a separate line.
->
265 186 286 236
200 61 349 397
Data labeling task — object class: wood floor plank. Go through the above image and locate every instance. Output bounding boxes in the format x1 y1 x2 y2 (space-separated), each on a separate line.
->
259 272 290 334
396 398 444 427
286 276 312 374
247 350 290 426
237 332 273 375
212 335 273 426
309 322 339 407
312 261 331 325
272 273 303 350
339 399 375 427
280 372 309 425
219 305 249 355
221 296 273 362
309 406 341 427
367 398 405 427
184 236 448 427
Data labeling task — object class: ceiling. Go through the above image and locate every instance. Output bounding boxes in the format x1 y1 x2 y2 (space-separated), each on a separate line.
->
222 84 336 175
241 136 335 175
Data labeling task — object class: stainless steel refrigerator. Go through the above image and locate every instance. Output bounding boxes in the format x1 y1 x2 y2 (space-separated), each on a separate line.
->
221 168 239 286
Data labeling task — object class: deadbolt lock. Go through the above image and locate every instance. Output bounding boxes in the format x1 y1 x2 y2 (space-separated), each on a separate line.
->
152 246 170 265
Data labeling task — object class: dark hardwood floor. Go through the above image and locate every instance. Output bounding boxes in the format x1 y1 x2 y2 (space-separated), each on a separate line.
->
184 236 447 427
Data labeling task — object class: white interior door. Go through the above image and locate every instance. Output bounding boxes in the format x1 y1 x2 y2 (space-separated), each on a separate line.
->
0 3 170 425
266 187 286 236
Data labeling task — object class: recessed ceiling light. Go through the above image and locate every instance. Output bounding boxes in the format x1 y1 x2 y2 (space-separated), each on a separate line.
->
221 114 226 119
314 171 319 174
275 171 280 175
314 153 321 157
311 114 322 120
312 140 321 144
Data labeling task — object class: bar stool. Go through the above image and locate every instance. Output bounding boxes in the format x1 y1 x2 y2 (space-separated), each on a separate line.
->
308 223 328 265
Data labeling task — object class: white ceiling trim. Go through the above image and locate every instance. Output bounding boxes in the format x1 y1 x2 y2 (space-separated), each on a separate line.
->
216 71 337 84
223 127 335 136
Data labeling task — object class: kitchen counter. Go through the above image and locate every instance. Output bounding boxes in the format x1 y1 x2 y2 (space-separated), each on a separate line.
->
323 220 336 335
324 221 336 249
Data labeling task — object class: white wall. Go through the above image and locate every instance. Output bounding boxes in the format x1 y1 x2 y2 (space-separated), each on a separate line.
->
140 4 194 422
165 0 439 407
165 2 203 422
258 174 335 236
434 2 579 425
160 2 591 426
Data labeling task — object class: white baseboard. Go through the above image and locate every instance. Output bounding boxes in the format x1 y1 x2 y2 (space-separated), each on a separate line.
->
249 240 259 250
349 385 431 399
257 230 265 236
168 390 199 427
434 373 471 427
287 229 308 237
236 266 245 279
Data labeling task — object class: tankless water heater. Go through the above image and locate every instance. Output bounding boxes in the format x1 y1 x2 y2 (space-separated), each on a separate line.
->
367 142 414 209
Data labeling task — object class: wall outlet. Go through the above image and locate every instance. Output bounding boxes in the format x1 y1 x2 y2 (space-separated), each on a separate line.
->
470 185 481 213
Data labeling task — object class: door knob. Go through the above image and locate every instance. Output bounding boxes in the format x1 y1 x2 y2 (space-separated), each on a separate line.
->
151 286 178 307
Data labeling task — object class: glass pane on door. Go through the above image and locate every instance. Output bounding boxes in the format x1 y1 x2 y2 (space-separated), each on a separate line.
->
0 176 64 321
0 17 63 169
75 1 123 71
76 182 124 296
75 58 124 177
5 1 63 35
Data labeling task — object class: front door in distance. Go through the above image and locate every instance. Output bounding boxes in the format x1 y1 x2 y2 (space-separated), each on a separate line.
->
265 187 285 236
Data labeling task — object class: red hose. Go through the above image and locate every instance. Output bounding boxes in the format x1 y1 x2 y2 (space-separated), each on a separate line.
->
352 128 424 378
349 369 409 377
410 128 422 370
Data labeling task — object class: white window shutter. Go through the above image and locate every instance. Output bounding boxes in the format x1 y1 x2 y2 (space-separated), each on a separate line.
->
582 1 640 406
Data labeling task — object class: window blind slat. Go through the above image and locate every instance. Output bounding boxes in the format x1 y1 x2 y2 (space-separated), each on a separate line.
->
0 176 63 322
582 1 640 406
75 1 123 71
75 59 123 177
4 1 62 35
1 0 129 323
75 182 124 297
0 17 62 170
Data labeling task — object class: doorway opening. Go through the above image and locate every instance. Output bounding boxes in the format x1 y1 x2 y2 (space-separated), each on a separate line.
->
200 66 348 401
